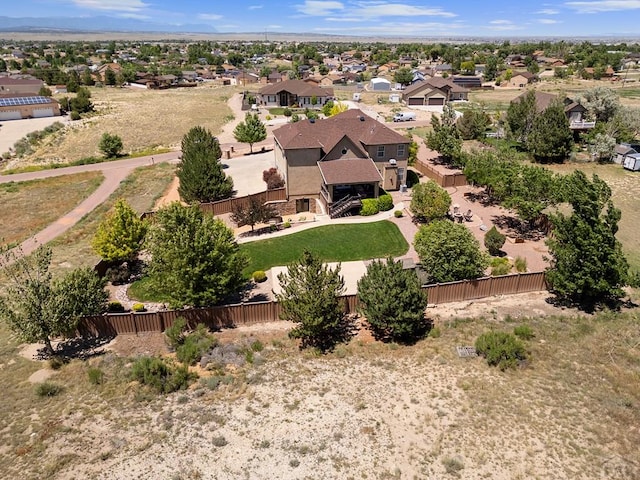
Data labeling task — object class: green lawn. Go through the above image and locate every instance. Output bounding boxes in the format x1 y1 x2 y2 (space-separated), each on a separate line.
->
240 220 409 275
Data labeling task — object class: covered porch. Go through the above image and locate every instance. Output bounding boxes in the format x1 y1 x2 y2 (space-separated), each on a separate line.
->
318 159 383 218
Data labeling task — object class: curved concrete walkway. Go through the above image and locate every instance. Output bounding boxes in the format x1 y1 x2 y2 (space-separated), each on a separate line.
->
1 151 181 260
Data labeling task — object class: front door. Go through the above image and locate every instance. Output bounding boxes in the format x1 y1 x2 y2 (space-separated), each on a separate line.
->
279 92 288 106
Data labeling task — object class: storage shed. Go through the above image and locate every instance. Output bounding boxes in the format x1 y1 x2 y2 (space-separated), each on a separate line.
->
369 77 391 91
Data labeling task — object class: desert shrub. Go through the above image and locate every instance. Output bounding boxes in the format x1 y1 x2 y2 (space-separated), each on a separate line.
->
87 367 104 385
164 317 187 350
36 381 63 397
442 457 465 474
514 325 535 340
130 356 196 394
394 210 403 218
484 226 506 255
70 110 81 121
377 194 393 211
490 257 511 276
265 115 272 120
48 355 69 370
107 301 125 313
283 220 291 228
175 324 217 366
251 339 264 352
283 107 292 117
514 256 527 273
212 436 228 447
253 270 267 283
106 263 130 285
132 302 146 312
475 331 527 370
360 199 380 216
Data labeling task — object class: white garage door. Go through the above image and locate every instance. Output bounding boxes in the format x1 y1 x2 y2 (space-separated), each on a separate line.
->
32 108 54 118
0 110 22 120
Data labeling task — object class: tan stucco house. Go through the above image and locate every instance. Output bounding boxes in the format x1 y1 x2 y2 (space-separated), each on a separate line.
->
272 109 411 216
401 78 469 106
258 79 333 108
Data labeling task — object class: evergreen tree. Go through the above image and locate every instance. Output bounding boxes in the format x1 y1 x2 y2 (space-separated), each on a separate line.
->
506 90 536 142
104 67 116 86
177 126 233 203
526 101 573 162
233 113 266 153
425 104 462 163
357 258 428 342
277 250 349 352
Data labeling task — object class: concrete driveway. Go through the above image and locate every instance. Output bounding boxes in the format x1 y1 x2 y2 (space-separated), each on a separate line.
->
0 116 67 154
223 147 277 197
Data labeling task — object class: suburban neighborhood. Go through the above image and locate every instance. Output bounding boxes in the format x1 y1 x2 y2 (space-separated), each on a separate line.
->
1 14 640 479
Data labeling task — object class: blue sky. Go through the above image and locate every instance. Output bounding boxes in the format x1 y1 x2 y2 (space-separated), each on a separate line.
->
5 0 640 36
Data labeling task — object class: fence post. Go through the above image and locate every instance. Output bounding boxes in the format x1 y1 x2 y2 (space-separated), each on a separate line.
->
516 273 522 293
158 311 165 332
132 313 138 335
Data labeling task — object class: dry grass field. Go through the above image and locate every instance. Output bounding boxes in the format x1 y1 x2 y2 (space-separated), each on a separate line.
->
0 299 638 480
19 84 237 165
0 172 103 247
48 163 175 273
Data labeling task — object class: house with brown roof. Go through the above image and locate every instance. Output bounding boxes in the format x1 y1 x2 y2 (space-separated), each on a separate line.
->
512 91 595 130
401 78 468 106
508 72 536 88
258 79 333 108
0 76 44 95
273 109 410 216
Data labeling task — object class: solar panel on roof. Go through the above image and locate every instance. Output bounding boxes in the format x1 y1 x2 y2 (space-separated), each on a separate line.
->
0 96 51 107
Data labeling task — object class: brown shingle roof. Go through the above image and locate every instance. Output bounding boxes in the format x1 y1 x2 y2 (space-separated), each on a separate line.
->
0 77 43 86
274 109 410 152
259 79 333 97
317 159 383 185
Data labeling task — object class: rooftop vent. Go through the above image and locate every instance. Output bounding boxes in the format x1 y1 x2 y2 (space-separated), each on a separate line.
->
359 116 365 121
389 158 397 165
310 118 315 123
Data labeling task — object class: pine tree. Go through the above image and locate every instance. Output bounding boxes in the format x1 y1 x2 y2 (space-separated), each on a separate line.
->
233 113 267 153
177 126 233 203
425 104 462 163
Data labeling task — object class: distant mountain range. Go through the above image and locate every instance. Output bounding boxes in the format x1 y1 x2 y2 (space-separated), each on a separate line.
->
0 16 217 33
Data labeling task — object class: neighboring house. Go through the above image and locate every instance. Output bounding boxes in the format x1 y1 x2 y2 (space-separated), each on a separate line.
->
96 62 122 82
319 74 345 86
509 72 536 88
0 76 44 94
0 93 61 120
272 109 411 216
613 143 640 164
401 78 469 106
452 76 482 89
512 91 595 130
369 77 391 91
258 79 333 108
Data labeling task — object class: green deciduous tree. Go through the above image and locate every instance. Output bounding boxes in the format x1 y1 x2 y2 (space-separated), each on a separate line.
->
457 105 490 140
233 113 267 153
92 198 147 262
231 197 277 231
0 246 108 356
577 86 620 123
425 104 462 163
177 126 233 203
410 181 452 222
357 257 428 343
393 67 413 86
98 132 123 158
414 220 488 283
104 67 116 86
506 90 536 142
146 203 247 308
526 101 573 163
276 250 349 352
484 226 506 255
546 171 630 310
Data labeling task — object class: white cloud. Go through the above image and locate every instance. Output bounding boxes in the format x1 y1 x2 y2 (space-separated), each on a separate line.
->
267 24 283 29
490 19 512 24
538 18 561 23
248 5 263 9
71 0 149 12
352 2 456 18
537 8 560 14
486 19 521 30
296 1 344 16
565 1 640 12
198 13 223 21
316 20 466 35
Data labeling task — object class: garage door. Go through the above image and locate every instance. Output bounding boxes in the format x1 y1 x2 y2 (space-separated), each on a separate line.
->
408 97 424 106
428 98 445 106
32 108 54 118
0 110 22 120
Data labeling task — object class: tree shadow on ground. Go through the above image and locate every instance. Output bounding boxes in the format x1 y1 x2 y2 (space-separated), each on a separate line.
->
35 335 115 361
545 294 638 314
297 313 359 353
366 317 434 346
463 190 500 207
491 214 546 241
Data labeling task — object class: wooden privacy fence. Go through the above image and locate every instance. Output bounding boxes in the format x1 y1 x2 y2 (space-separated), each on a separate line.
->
414 160 467 188
199 188 286 216
77 273 546 338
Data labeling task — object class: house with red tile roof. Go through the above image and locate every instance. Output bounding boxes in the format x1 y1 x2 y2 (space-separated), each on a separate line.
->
272 109 410 216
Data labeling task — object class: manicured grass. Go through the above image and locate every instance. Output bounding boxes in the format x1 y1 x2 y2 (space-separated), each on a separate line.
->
48 162 176 273
268 107 287 115
240 220 409 275
0 171 103 246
